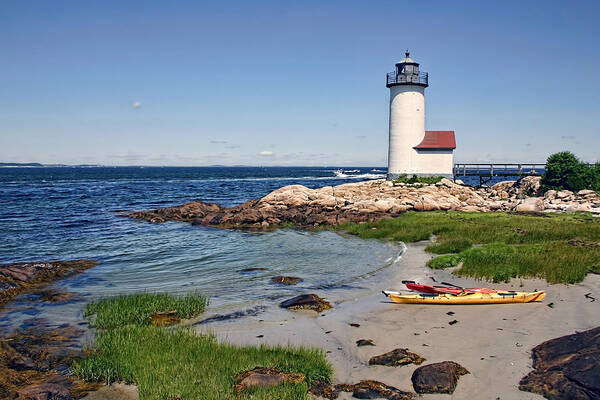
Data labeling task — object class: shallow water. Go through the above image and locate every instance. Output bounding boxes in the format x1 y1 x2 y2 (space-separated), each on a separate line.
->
0 166 402 331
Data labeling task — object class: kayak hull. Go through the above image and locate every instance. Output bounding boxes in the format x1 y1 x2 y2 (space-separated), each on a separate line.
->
387 291 546 304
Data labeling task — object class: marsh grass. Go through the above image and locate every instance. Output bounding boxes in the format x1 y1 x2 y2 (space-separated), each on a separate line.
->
72 325 332 400
427 254 462 269
85 292 208 329
458 242 600 283
337 211 600 283
426 238 473 254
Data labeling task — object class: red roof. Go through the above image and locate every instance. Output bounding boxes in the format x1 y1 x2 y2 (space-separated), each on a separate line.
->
414 131 456 150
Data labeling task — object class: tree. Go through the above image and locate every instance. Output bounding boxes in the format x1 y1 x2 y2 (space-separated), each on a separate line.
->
541 152 598 192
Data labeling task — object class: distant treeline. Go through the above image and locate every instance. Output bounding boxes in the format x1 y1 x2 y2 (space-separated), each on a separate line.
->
0 162 43 167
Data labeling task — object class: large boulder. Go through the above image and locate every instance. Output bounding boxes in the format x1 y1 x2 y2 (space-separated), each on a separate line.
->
514 197 545 212
411 361 469 394
519 326 600 400
518 176 542 196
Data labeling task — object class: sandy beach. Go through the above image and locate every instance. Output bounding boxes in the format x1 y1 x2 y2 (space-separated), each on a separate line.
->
196 240 600 399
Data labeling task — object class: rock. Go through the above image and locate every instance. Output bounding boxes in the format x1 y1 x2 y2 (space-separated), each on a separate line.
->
309 381 339 399
492 180 517 193
369 348 425 367
271 276 302 285
279 294 332 313
518 176 542 196
556 190 574 200
411 361 469 394
9 355 37 371
335 380 415 400
122 177 594 231
568 238 600 248
0 260 97 307
519 326 600 400
149 311 180 326
515 197 545 212
578 189 596 196
544 190 558 200
17 384 73 400
566 203 591 213
356 339 375 346
234 367 304 393
455 179 464 185
34 289 77 303
81 384 138 400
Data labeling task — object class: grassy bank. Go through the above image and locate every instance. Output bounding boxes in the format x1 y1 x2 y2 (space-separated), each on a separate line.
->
337 211 600 283
85 292 208 329
75 293 332 400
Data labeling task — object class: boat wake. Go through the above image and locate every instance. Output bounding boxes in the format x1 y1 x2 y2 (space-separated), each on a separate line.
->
333 169 385 179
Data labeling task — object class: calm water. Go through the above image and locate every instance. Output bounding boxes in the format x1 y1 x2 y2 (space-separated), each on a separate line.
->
0 166 405 331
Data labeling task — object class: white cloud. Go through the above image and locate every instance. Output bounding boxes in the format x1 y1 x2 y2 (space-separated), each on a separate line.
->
132 101 142 109
259 150 274 156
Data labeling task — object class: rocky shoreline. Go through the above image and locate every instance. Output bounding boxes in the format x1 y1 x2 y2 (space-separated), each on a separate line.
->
0 260 100 400
0 260 98 307
124 177 600 229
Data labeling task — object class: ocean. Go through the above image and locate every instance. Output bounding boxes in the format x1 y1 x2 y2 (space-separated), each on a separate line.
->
0 166 406 331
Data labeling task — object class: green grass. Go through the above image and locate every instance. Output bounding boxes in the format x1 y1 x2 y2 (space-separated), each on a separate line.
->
457 242 600 284
85 292 208 329
427 254 462 269
426 238 473 254
336 211 600 283
72 325 332 400
78 293 332 399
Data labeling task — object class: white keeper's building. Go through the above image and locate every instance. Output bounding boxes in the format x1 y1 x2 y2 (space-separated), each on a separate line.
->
386 52 456 180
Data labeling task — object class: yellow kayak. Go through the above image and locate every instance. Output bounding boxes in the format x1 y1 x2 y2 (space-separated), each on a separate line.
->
383 290 546 304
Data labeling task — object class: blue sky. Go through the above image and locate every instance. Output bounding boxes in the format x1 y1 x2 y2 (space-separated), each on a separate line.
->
1 1 599 166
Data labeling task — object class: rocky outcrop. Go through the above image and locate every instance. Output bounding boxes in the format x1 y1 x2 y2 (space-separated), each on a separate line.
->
411 361 469 394
234 367 304 394
0 260 98 307
279 294 332 313
369 348 425 367
0 319 100 400
519 326 600 400
124 177 600 229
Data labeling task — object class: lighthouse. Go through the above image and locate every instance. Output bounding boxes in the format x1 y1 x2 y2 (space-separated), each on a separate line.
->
386 52 456 180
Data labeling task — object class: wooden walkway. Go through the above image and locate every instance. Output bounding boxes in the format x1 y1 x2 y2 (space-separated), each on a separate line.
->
453 163 546 185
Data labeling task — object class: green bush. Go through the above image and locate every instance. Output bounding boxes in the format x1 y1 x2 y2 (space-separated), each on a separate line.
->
393 174 444 185
541 151 599 192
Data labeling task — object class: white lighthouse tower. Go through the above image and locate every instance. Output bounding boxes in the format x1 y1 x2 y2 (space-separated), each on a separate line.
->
386 52 455 179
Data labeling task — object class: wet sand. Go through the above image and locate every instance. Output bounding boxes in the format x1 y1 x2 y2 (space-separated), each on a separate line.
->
195 241 600 399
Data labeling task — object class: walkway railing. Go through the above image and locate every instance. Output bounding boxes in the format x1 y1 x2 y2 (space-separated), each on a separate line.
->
453 163 546 185
386 71 428 87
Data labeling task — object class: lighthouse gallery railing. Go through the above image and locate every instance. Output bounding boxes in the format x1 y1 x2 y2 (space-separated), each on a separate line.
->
386 71 428 86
